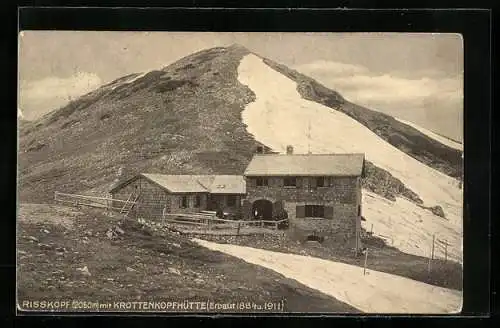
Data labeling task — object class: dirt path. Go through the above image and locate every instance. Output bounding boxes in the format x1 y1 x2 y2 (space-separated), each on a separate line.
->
193 238 462 314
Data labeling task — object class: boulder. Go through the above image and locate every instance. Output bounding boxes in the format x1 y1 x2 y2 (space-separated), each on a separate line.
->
38 243 53 250
77 266 91 277
430 205 446 218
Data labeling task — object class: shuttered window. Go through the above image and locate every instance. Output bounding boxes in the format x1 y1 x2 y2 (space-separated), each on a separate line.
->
284 177 297 187
296 205 305 218
305 205 325 218
256 177 269 186
194 195 201 207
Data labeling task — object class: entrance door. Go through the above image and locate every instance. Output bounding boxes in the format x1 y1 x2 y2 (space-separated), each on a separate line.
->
207 195 219 211
252 199 273 219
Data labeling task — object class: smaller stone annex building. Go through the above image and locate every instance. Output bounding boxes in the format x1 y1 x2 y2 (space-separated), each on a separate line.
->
109 174 245 219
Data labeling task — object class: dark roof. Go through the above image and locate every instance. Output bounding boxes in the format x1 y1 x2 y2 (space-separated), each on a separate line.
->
110 174 246 194
244 153 365 176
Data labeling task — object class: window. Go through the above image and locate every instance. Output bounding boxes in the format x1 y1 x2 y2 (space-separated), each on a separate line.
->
357 205 361 216
256 177 268 186
194 195 201 207
227 195 237 207
180 196 188 208
305 205 325 218
316 177 325 187
284 177 297 187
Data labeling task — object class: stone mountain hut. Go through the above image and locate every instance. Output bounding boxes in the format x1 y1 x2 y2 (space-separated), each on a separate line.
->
242 150 365 246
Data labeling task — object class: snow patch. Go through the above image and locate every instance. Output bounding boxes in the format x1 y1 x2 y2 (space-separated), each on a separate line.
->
362 190 462 263
237 54 462 261
395 118 463 151
194 239 462 314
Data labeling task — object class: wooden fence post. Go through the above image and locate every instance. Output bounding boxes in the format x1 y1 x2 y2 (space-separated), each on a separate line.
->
431 234 435 260
363 249 368 275
355 231 359 257
237 222 241 236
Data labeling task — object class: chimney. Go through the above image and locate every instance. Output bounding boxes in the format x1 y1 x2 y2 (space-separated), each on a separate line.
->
286 145 294 155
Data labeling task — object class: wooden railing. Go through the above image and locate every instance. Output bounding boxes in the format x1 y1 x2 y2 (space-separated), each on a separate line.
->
163 212 288 230
54 191 137 212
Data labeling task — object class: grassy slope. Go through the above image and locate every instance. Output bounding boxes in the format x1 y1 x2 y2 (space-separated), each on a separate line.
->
17 204 359 313
18 46 267 203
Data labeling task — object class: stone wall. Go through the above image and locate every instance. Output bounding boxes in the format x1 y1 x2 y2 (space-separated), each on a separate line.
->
246 176 360 213
111 176 209 220
245 176 361 239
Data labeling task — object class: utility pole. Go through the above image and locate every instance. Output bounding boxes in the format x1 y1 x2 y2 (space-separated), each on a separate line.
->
363 249 368 275
307 121 310 154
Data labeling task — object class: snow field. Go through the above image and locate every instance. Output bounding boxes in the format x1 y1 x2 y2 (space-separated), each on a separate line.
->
194 239 462 314
362 190 462 263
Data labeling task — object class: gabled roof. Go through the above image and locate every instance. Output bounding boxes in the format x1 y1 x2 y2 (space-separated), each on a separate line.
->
142 174 211 193
110 174 246 194
209 175 246 194
244 153 365 177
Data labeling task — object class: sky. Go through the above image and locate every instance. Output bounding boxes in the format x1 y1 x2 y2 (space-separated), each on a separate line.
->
18 31 463 141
